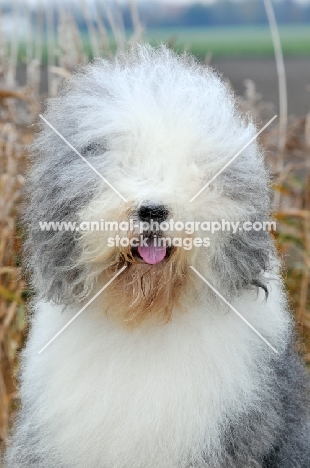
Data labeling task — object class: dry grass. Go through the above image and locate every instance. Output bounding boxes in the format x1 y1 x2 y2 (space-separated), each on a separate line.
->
0 0 309 451
0 56 37 445
240 79 310 357
266 115 310 359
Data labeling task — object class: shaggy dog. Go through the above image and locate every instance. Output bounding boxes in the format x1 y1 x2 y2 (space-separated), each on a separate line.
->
5 45 310 467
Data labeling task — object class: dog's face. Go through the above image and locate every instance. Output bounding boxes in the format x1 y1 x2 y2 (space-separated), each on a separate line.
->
27 46 273 326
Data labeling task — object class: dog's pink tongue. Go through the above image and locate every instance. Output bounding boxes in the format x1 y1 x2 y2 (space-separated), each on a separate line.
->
138 241 166 265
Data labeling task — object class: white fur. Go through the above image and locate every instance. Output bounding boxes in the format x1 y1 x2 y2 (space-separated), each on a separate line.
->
8 46 301 468
21 277 290 468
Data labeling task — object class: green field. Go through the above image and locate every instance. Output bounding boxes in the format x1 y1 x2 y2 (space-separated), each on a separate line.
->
15 24 310 63
144 24 310 58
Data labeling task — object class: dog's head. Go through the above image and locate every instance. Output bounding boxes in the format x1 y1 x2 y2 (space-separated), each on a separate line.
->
26 45 274 326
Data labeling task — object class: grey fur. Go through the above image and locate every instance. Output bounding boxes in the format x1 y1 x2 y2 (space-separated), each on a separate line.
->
23 113 106 304
5 342 310 467
25 45 272 305
4 45 310 467
222 343 310 467
212 145 275 298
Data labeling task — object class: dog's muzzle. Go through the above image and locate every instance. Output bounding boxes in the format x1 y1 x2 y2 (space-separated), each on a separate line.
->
133 203 171 264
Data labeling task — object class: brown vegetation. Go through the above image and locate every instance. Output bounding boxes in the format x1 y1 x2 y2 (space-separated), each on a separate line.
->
0 1 309 449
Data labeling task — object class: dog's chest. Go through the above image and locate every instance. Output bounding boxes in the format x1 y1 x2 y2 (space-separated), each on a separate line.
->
32 306 262 468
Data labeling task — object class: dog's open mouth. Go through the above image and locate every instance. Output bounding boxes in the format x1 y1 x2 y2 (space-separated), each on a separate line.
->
132 237 171 265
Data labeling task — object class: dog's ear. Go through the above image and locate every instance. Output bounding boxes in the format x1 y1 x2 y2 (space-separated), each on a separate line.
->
24 113 103 305
211 148 274 297
212 226 274 298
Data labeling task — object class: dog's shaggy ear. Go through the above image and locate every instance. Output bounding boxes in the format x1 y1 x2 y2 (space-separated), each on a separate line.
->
212 145 275 297
23 111 105 305
213 226 274 298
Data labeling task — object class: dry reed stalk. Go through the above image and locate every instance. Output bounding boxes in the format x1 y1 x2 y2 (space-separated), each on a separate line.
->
25 0 44 99
296 175 310 324
0 123 27 442
25 1 33 84
262 117 310 359
115 1 126 44
129 0 144 44
46 1 59 97
203 51 212 66
34 0 44 66
94 1 112 56
241 78 275 122
104 1 125 51
0 7 9 83
80 0 100 57
263 0 288 209
6 0 19 87
57 6 87 71
305 113 310 149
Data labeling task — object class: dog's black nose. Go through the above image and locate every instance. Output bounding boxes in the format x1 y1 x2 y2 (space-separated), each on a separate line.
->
138 204 169 223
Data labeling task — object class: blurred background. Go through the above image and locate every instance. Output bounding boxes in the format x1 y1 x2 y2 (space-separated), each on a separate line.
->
0 0 309 454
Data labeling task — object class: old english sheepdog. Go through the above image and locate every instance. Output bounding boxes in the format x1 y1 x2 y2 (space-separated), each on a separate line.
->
5 45 310 467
